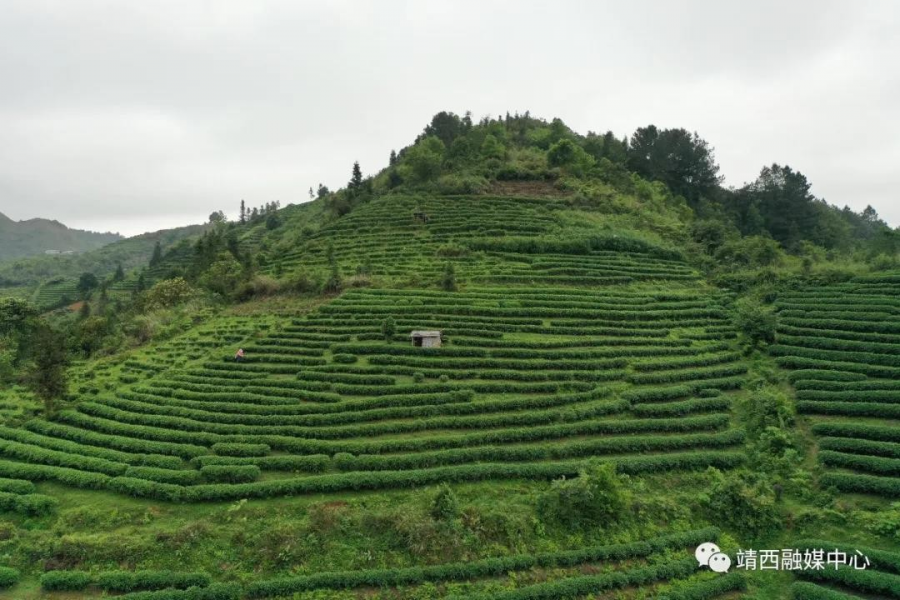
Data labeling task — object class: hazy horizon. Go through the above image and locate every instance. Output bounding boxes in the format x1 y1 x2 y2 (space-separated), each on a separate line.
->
2 1 899 237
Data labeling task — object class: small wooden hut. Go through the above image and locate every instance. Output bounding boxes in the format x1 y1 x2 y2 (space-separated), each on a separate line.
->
410 330 442 348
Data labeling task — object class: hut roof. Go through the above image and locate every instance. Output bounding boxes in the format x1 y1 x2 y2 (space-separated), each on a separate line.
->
409 330 442 337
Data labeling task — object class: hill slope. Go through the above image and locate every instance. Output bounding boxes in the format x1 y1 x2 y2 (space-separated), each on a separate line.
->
0 211 121 262
0 112 898 599
0 222 209 305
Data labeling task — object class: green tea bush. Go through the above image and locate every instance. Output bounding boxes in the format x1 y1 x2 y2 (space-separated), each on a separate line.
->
40 570 92 591
211 443 270 457
0 567 19 589
200 465 260 483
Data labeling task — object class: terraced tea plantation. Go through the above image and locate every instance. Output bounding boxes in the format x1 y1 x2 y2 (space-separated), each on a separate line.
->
31 278 78 309
772 273 900 498
4 528 749 599
265 194 698 286
790 538 900 599
0 283 748 505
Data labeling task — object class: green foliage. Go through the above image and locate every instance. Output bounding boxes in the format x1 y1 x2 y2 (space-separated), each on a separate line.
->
734 296 776 345
547 139 595 175
265 213 282 230
402 136 445 183
150 241 164 267
690 219 730 254
199 254 244 296
0 491 58 515
211 443 270 457
539 462 628 528
715 235 783 268
430 484 460 521
200 464 261 483
76 271 99 297
658 572 746 600
627 126 721 205
441 262 457 291
29 324 68 416
243 529 716 598
741 386 794 438
702 468 781 538
480 134 506 160
40 569 92 591
0 566 19 589
143 277 196 310
381 316 396 340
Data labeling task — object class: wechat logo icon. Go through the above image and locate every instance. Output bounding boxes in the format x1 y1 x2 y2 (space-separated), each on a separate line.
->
696 542 731 573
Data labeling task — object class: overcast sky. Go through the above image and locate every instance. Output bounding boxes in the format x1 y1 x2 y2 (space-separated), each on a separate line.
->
1 1 898 237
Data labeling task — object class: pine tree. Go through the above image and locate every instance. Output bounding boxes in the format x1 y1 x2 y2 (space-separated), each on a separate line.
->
149 241 162 267
239 199 246 224
113 263 125 282
135 273 146 294
308 187 314 200
389 150 397 166
349 161 363 193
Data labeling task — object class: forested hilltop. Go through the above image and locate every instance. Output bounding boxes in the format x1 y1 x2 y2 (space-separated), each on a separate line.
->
0 212 121 262
0 111 898 599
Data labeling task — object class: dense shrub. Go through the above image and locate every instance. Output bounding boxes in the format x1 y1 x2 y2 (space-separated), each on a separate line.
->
539 462 628 527
734 296 776 345
702 469 781 538
0 567 19 589
430 484 460 521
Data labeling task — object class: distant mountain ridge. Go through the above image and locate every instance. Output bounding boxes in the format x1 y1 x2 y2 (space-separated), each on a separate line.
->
0 211 122 261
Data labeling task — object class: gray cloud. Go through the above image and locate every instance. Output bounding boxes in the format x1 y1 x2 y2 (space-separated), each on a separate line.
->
0 0 897 236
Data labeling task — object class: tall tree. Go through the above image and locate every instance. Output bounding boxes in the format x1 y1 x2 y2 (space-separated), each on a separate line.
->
239 199 247 224
627 126 722 205
149 241 163 267
349 161 363 194
30 323 68 416
441 262 457 292
423 111 464 147
737 164 820 249
113 263 125 282
76 272 99 297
